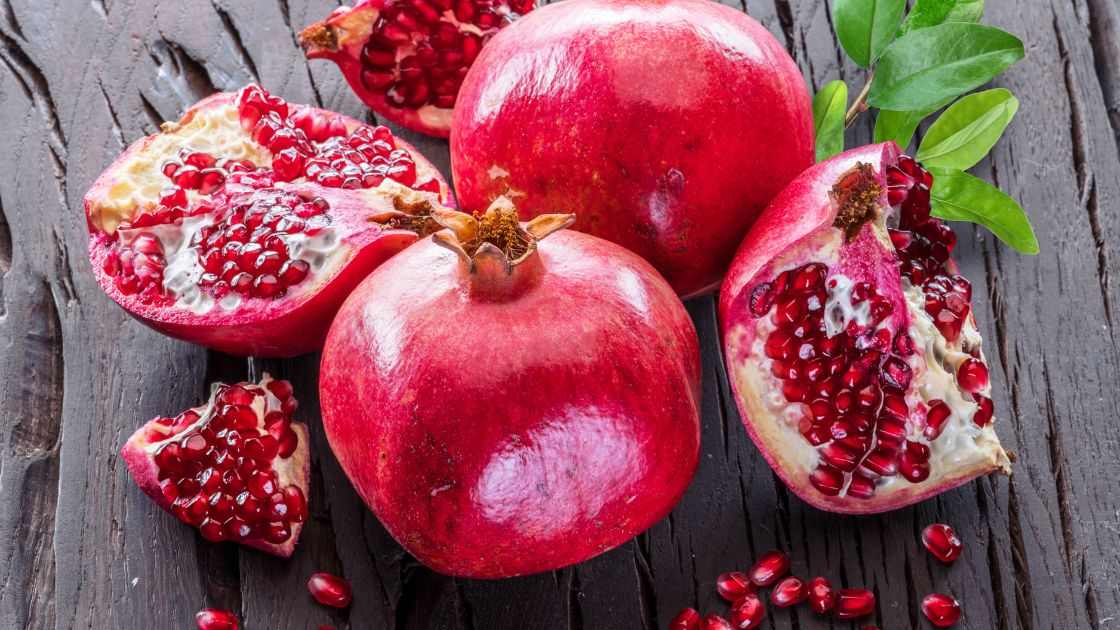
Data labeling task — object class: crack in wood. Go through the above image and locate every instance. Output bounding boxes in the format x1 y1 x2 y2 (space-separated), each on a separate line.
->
1040 360 1078 580
1084 0 1120 155
0 28 66 156
146 38 218 107
1006 485 1036 630
631 536 657 630
210 2 261 85
97 81 127 150
566 566 584 630
1 0 24 41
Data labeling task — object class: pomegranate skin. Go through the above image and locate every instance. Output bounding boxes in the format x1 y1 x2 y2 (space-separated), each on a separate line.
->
451 0 814 299
319 215 701 577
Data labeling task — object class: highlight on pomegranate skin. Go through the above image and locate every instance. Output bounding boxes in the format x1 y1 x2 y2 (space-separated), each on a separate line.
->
319 198 702 578
120 374 309 557
299 0 535 137
719 142 1010 514
451 0 815 299
84 84 453 357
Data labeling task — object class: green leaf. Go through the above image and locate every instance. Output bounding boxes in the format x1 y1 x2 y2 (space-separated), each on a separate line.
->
813 81 849 161
867 23 1024 112
874 109 928 150
930 167 1038 253
898 0 983 35
833 0 908 68
917 88 1019 169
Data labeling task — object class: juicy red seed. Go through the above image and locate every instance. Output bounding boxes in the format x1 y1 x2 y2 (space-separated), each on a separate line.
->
957 358 989 393
835 588 875 620
730 593 766 629
195 608 238 630
809 465 844 496
879 356 912 391
807 577 836 614
770 576 807 607
669 608 701 630
716 571 754 602
847 473 876 498
701 614 732 630
973 394 994 426
922 523 963 564
748 550 789 587
307 572 353 608
748 282 776 317
921 593 962 627
924 399 952 440
160 186 188 209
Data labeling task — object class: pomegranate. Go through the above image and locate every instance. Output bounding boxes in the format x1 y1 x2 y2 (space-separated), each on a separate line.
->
85 84 452 357
450 0 814 298
319 199 701 577
196 609 238 630
120 375 309 557
307 572 353 608
716 571 754 602
922 593 962 627
299 0 534 137
670 608 701 630
922 523 963 564
730 593 766 629
720 143 1011 513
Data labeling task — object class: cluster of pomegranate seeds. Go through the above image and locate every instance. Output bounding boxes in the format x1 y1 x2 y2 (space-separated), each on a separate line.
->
101 232 169 302
307 572 353 608
195 609 238 630
922 523 963 564
922 593 963 627
358 0 534 109
163 148 231 196
189 188 325 299
153 381 306 545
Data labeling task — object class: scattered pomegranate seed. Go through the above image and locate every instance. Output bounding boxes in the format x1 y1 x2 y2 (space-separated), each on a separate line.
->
922 523 963 564
748 550 789 587
730 593 766 629
669 608 701 630
307 572 353 608
716 571 754 602
770 576 807 607
806 576 835 614
195 608 238 630
701 614 732 630
921 593 962 627
834 588 875 620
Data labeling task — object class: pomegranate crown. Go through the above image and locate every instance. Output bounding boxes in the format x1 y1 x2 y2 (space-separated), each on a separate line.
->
431 197 574 274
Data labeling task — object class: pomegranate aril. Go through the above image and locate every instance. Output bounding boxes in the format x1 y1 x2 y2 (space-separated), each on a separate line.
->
716 571 754 602
748 550 789 587
922 523 963 564
921 593 962 627
669 608 701 630
308 572 353 608
957 358 989 393
810 465 843 496
770 576 807 607
730 593 766 629
807 577 835 614
701 614 732 630
973 395 994 427
196 608 238 630
834 588 875 620
924 400 952 440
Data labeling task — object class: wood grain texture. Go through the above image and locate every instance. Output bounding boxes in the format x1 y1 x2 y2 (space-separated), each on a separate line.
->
0 0 1117 628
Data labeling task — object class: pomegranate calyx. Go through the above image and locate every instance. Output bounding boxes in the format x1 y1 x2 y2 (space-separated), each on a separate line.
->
431 198 574 270
830 162 884 241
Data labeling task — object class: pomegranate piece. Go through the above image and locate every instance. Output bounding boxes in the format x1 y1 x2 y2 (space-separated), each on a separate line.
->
307 572 353 608
196 608 238 630
716 571 754 602
720 143 1010 514
319 200 701 578
922 593 962 627
451 0 814 298
669 608 701 630
84 84 453 357
807 577 836 614
748 550 790 587
120 375 309 557
922 523 964 564
701 614 733 630
834 588 876 620
770 576 807 607
730 593 766 629
299 0 534 137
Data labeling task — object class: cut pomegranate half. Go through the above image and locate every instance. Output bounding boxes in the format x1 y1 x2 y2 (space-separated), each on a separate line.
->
299 0 534 137
720 143 1010 513
84 84 453 357
121 375 309 557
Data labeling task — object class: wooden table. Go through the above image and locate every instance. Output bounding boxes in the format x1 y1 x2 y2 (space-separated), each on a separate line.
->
1 1 1118 628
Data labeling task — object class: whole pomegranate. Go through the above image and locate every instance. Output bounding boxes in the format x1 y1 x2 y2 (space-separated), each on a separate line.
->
121 375 309 557
299 0 535 137
450 0 814 298
319 199 701 577
84 85 453 357
720 143 1010 513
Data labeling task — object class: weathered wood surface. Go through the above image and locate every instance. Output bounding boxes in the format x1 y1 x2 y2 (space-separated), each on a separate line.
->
1 0 1118 628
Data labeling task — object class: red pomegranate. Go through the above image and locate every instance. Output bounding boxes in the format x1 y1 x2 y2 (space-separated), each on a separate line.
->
319 199 701 577
719 143 1010 513
450 0 814 298
299 0 534 137
84 85 452 357
121 375 309 557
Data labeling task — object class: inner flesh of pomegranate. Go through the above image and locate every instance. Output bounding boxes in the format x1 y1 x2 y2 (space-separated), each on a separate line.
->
739 154 1008 508
121 375 309 556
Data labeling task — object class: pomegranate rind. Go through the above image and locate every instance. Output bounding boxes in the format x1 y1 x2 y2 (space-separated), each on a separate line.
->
719 143 1010 514
119 375 310 557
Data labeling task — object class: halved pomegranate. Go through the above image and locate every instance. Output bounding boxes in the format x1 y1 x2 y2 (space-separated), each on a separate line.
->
299 0 534 137
84 85 453 357
720 143 1010 513
121 375 309 557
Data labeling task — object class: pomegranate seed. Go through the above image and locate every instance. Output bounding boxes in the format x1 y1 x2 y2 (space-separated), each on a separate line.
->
957 358 989 392
834 588 875 620
809 465 843 496
716 571 754 602
921 593 962 627
307 572 352 608
922 523 963 564
669 608 701 630
701 614 732 630
807 577 835 614
973 394 994 426
924 400 952 440
748 550 789 587
770 576 807 607
160 186 188 209
195 608 238 630
730 593 766 629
